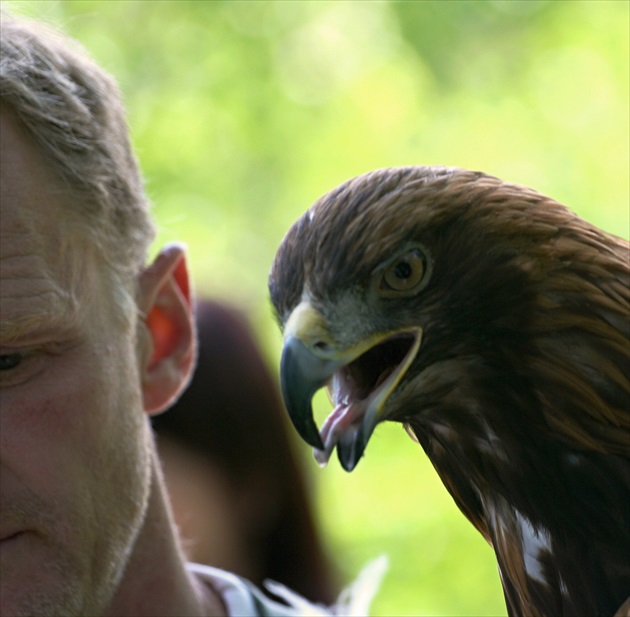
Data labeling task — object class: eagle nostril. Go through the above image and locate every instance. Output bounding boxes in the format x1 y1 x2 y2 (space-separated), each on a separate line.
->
313 340 330 352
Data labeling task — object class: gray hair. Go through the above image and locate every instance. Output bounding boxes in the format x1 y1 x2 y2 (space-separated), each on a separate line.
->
0 12 155 298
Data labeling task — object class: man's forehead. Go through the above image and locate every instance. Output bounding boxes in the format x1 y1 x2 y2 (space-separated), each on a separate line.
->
1 107 71 231
0 107 92 343
0 244 81 342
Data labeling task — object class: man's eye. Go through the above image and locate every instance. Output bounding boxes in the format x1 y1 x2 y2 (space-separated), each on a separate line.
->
0 350 46 389
0 353 22 371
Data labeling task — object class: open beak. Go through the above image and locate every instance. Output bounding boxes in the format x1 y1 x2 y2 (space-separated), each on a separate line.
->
280 301 422 471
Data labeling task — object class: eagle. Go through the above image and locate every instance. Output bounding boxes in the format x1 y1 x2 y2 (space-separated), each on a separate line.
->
268 166 630 617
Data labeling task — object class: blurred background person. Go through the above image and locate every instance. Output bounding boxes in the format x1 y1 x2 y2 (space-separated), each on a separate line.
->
151 298 339 605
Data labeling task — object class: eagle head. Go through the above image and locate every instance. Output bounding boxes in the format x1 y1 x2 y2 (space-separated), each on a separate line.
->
269 166 629 470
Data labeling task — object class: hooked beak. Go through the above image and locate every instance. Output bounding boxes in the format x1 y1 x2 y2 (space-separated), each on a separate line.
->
280 301 422 471
280 335 337 451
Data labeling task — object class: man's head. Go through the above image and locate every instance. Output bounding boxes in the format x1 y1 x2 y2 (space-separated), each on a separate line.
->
0 12 154 315
0 13 196 617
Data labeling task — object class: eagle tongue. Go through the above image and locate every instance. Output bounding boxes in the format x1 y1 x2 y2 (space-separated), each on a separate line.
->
314 401 365 468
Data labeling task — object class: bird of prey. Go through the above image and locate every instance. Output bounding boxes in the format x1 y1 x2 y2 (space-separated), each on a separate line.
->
269 166 630 617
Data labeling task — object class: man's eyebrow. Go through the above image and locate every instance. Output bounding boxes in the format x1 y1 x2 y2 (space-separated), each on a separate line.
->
0 305 81 345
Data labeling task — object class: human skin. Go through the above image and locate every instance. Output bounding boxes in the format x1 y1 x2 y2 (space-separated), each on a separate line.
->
0 107 224 617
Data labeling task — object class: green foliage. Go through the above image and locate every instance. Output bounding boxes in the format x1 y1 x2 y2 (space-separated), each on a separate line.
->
6 2 628 615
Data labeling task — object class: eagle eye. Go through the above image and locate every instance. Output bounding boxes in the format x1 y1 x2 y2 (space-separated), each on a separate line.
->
375 247 429 298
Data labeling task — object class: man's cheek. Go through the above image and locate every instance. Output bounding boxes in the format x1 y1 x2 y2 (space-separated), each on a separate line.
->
1 372 103 491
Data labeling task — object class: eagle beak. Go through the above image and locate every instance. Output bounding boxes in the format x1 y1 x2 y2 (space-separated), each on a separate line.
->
280 335 339 450
280 301 422 471
280 301 344 450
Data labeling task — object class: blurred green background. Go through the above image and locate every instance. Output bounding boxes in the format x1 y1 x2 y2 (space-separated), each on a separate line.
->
6 1 628 615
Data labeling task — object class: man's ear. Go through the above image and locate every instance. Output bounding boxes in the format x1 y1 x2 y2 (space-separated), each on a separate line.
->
137 243 195 415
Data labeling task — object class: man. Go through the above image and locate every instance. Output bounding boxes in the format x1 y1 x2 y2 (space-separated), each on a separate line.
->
0 12 384 617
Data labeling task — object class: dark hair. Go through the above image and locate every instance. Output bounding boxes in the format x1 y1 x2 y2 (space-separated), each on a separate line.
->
151 299 338 603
